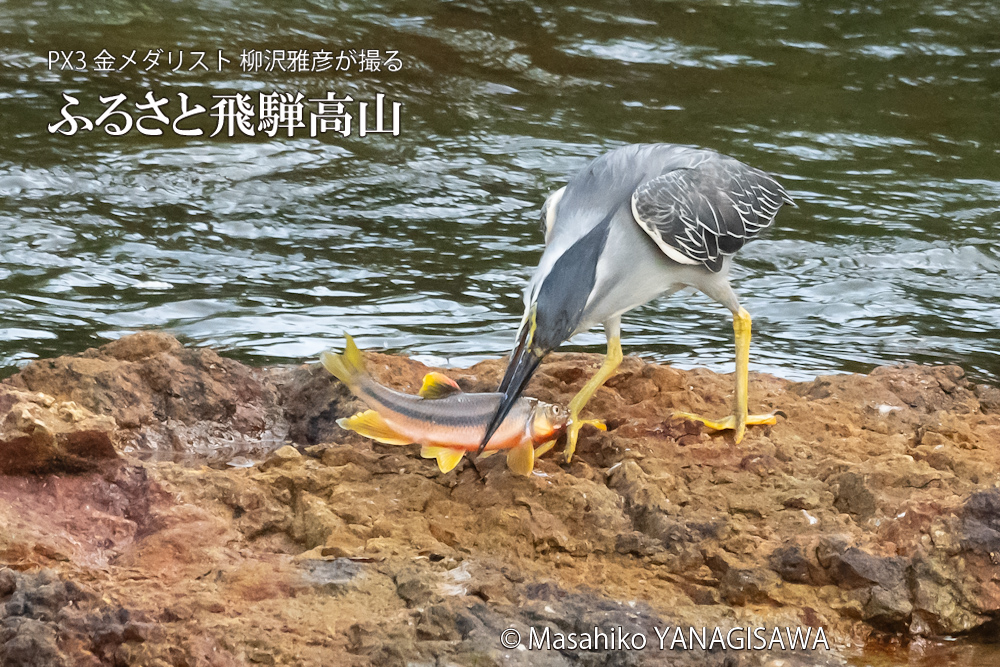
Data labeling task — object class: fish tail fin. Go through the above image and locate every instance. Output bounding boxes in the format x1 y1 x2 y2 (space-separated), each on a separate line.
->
337 410 412 446
322 334 367 390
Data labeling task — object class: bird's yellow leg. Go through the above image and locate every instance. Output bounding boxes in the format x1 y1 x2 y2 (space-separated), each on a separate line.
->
673 307 776 443
564 336 620 463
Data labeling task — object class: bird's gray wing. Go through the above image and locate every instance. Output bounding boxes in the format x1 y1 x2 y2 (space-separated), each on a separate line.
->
631 160 794 273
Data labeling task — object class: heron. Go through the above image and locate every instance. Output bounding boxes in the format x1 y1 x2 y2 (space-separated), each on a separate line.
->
478 143 795 462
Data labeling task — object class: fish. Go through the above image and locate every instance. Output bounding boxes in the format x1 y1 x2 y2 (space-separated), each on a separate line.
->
321 335 602 475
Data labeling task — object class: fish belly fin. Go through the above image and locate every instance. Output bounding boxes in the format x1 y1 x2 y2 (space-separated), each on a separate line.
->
321 334 366 388
418 372 462 399
420 445 466 473
337 410 412 446
506 439 535 476
477 449 499 459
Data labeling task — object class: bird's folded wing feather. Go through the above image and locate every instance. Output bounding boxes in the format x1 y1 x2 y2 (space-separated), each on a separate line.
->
630 161 794 273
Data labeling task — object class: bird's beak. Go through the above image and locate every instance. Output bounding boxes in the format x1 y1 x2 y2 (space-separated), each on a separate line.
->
478 324 545 455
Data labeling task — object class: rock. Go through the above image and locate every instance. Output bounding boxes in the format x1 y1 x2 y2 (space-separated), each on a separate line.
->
0 387 118 474
827 548 907 590
961 488 1000 552
395 566 435 606
0 569 155 667
719 567 782 605
259 444 302 470
297 558 364 592
862 584 913 626
973 384 1000 413
606 460 717 550
0 567 16 597
768 544 818 585
823 548 913 626
831 472 877 518
0 617 66 667
0 335 998 664
4 332 285 460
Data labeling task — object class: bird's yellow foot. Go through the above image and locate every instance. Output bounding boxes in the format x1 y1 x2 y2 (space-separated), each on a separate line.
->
672 411 776 444
564 418 607 463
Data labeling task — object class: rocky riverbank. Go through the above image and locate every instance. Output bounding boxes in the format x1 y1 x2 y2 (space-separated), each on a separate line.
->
1 332 998 666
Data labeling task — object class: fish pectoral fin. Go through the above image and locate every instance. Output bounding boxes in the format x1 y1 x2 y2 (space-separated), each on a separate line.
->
420 445 465 473
418 372 462 399
534 439 557 459
506 439 535 476
337 411 412 446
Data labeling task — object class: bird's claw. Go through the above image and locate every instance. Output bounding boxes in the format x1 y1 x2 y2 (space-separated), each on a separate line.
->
672 410 777 443
563 417 606 463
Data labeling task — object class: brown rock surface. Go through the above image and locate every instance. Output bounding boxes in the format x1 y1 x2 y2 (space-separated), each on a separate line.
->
1 333 999 666
5 332 287 459
0 386 118 474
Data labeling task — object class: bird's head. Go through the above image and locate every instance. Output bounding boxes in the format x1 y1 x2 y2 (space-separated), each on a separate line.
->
478 212 614 454
478 305 552 454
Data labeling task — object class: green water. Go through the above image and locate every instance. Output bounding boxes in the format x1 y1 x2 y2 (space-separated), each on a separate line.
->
1 2 999 662
1 1 998 383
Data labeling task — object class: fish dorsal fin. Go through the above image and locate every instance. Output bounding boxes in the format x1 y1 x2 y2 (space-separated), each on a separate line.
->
420 445 465 473
418 372 462 400
506 439 535 477
337 410 412 446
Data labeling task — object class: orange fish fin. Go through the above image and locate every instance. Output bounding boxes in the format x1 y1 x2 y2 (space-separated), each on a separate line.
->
534 439 557 459
420 445 465 473
506 439 534 476
477 449 499 459
417 372 462 399
337 411 412 446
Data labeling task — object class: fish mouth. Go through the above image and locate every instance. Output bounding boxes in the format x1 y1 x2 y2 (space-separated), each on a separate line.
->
546 419 569 441
478 326 546 455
